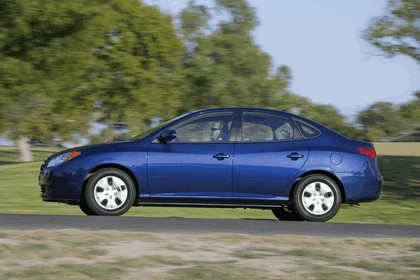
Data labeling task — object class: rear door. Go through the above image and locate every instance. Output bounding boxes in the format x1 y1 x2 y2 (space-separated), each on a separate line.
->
232 111 308 198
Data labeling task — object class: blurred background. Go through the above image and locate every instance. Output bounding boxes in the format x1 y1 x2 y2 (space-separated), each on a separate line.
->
0 0 419 162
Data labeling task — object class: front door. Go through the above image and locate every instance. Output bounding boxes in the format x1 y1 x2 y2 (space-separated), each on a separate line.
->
147 112 235 198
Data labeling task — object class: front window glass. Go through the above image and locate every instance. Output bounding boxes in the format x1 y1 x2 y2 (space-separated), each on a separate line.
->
242 112 295 142
168 113 234 143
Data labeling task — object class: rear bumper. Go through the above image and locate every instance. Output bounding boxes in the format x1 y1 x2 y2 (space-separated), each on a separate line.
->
341 176 382 203
339 159 382 203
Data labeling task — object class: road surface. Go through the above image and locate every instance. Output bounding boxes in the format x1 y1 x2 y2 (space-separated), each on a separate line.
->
0 214 419 238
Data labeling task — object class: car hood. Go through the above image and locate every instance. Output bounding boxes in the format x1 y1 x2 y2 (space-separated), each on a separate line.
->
45 140 147 162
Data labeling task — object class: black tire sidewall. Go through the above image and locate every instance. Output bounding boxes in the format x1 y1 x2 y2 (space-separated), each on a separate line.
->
85 168 136 216
292 175 341 222
78 201 98 216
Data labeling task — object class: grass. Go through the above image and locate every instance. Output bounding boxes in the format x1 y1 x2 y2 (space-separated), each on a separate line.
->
0 144 419 225
0 230 419 280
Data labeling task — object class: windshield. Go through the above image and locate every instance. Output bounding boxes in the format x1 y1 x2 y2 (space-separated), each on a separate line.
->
132 113 188 140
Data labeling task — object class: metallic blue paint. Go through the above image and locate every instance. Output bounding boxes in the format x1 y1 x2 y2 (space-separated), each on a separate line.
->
233 140 308 198
147 143 234 197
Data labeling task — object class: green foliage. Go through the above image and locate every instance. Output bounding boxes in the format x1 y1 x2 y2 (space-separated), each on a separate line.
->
357 94 420 141
216 0 259 32
358 102 406 141
363 127 387 142
1 0 408 148
180 2 210 41
81 0 185 126
179 0 287 112
362 0 420 139
363 0 420 62
0 0 185 142
399 91 420 125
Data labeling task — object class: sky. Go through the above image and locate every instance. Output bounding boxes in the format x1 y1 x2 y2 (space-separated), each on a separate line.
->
144 0 420 121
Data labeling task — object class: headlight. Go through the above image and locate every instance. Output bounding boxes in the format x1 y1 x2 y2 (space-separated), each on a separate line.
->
46 151 81 168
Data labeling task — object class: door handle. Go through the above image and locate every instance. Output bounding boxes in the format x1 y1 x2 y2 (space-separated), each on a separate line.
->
287 152 304 160
213 153 230 160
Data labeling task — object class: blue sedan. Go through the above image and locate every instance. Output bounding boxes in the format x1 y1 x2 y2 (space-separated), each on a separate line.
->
39 108 382 222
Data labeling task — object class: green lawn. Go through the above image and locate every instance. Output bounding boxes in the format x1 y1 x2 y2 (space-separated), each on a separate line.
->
0 146 419 225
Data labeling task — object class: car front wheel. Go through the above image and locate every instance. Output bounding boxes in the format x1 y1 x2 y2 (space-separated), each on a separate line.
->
292 174 341 222
83 168 136 216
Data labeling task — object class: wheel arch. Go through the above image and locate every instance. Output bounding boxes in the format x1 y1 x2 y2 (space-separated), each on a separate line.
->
290 170 346 203
81 164 140 203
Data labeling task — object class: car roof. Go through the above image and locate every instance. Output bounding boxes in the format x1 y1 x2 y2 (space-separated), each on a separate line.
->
188 107 306 121
190 107 289 115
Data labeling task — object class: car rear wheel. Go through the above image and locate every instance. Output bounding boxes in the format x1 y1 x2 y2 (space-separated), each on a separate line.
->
78 201 98 216
292 174 341 222
84 168 136 216
272 206 300 221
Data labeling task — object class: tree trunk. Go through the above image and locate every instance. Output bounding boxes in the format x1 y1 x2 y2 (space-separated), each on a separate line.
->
18 137 33 162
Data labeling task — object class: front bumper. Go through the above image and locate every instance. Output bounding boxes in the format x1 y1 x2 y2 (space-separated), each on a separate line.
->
39 164 82 203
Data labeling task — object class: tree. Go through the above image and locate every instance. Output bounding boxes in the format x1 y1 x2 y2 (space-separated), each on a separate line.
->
0 0 185 160
363 0 420 63
179 0 288 112
357 102 406 141
363 0 419 140
0 0 107 159
180 1 210 43
0 55 46 161
77 0 185 136
399 91 420 124
398 91 420 141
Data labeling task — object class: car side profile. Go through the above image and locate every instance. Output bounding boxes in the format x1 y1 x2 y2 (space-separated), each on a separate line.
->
39 108 382 222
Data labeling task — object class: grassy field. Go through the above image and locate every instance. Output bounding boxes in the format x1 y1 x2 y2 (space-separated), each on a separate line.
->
1 230 419 279
0 144 419 225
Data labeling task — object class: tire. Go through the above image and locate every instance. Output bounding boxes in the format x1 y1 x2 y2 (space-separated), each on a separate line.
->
84 168 136 216
272 206 300 221
78 201 98 216
291 174 341 222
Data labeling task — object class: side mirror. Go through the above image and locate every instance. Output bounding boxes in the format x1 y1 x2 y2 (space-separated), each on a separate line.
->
159 130 177 144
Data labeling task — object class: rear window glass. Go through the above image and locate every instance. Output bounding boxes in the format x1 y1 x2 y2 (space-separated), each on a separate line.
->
295 120 320 138
242 112 295 142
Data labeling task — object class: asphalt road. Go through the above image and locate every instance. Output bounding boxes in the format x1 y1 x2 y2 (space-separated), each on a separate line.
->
0 214 419 238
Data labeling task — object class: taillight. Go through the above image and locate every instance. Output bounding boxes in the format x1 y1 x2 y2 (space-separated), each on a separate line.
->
357 147 376 159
